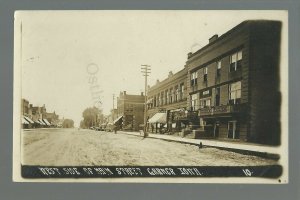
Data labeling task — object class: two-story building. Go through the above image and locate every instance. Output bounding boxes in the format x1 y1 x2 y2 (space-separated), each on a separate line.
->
116 91 145 131
146 68 198 133
186 20 281 145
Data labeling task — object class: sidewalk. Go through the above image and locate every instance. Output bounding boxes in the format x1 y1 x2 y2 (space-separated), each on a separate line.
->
119 131 280 159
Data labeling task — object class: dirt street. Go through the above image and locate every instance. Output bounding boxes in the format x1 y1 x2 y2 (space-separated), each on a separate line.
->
21 128 277 166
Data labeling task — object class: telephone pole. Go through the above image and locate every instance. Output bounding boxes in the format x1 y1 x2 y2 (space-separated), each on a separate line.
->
141 65 151 137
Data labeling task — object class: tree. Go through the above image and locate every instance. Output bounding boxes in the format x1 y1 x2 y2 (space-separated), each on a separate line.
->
62 119 74 128
80 106 104 128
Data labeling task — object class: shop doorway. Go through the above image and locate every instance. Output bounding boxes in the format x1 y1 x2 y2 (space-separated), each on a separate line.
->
228 121 239 139
214 122 219 137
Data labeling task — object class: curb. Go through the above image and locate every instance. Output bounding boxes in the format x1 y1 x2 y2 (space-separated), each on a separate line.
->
119 131 280 160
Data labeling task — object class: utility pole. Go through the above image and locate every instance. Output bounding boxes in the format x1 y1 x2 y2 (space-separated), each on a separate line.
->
141 64 151 137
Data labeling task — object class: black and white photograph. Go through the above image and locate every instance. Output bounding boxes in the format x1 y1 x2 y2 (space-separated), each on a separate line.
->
13 10 288 183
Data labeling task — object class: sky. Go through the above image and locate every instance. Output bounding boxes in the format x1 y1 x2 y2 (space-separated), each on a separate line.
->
18 10 287 127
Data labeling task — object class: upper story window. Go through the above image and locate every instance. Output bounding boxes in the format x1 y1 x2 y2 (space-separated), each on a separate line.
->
180 83 184 100
229 81 241 105
169 88 173 104
174 86 179 102
190 71 198 86
191 93 199 111
217 61 221 76
230 50 242 72
200 98 211 108
203 67 208 82
161 92 164 105
165 90 169 104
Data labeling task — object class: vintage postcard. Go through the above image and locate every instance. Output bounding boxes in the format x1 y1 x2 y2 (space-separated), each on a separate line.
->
13 10 288 183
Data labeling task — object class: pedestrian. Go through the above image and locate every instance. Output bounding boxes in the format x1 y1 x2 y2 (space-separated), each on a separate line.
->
114 125 117 134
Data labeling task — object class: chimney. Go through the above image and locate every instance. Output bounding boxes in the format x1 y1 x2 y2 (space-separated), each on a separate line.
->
187 52 193 59
209 34 218 43
123 91 126 95
168 71 173 78
141 92 144 96
156 79 160 84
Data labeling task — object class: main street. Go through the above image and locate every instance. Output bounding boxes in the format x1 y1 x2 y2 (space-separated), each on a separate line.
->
22 128 277 166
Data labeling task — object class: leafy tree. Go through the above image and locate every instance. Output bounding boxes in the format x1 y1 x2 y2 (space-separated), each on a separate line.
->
62 119 74 128
81 107 104 128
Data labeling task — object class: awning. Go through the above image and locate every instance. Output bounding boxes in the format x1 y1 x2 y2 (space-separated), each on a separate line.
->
24 116 34 123
38 119 46 125
148 112 167 124
22 117 29 124
42 119 51 126
35 120 41 125
113 116 123 124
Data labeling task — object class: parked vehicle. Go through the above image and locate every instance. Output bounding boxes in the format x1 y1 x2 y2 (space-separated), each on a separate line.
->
105 123 114 132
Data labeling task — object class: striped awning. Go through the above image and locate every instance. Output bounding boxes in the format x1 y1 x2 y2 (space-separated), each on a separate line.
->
148 112 167 124
113 116 123 124
24 116 34 123
22 117 29 124
42 119 51 126
38 119 46 125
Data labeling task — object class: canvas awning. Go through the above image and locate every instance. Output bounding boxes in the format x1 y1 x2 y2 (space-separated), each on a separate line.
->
113 116 123 124
38 119 46 125
148 112 167 124
24 116 34 123
22 117 29 124
43 119 51 126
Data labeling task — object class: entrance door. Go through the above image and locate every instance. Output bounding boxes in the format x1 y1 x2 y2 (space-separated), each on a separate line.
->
228 121 239 139
214 122 219 137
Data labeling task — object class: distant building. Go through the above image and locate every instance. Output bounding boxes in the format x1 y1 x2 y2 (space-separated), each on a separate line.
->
21 99 29 116
116 91 145 131
43 111 59 126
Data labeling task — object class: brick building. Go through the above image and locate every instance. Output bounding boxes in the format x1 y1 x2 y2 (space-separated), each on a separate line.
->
116 91 145 131
147 68 197 133
186 20 281 145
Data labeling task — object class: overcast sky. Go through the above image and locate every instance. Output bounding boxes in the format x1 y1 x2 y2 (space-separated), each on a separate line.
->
19 10 287 127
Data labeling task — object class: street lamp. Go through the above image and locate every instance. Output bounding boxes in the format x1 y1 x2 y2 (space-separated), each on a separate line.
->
141 65 151 137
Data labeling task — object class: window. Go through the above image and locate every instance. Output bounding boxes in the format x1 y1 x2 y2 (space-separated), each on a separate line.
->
190 71 198 86
215 87 220 106
200 98 211 108
202 90 210 96
169 88 173 104
229 81 241 104
180 83 184 100
161 92 164 105
157 94 160 106
191 93 199 111
230 50 242 72
175 86 179 102
217 61 221 76
203 67 208 82
166 90 169 104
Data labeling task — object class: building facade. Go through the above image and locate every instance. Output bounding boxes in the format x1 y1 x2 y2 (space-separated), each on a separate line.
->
186 20 281 145
147 68 197 133
116 91 145 131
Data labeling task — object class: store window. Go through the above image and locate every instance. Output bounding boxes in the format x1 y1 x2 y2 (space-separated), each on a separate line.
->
228 121 239 139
